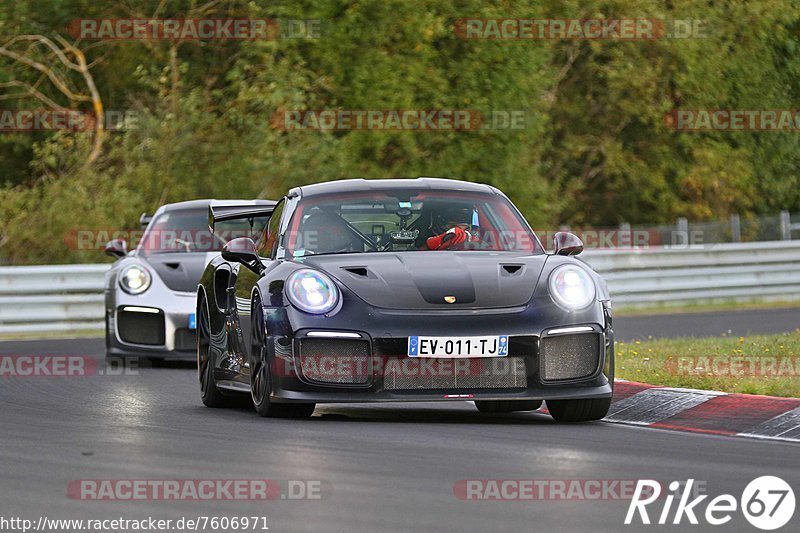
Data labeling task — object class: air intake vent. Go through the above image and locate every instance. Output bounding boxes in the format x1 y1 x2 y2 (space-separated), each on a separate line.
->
540 332 600 381
501 264 524 275
117 308 165 346
298 338 370 385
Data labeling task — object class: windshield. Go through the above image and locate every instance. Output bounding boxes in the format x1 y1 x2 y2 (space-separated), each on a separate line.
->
139 208 269 254
284 190 542 257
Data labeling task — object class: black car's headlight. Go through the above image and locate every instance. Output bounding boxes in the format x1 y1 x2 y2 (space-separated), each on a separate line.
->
286 269 339 314
548 264 596 310
119 265 152 295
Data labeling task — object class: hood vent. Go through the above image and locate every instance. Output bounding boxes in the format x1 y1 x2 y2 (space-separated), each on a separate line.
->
342 266 369 278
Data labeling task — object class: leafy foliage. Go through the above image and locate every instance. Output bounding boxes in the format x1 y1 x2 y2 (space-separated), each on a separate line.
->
0 0 798 263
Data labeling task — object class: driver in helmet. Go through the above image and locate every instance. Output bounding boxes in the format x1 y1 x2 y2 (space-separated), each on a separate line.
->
423 204 480 250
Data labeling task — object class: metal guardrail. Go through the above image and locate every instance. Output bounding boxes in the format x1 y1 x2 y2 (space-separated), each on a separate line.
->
0 264 108 334
582 240 800 306
1 241 799 334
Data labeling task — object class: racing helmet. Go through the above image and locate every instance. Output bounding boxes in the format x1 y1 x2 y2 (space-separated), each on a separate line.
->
431 203 479 235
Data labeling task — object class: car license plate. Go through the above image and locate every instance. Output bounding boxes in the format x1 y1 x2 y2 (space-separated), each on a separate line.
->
407 335 508 358
188 313 196 330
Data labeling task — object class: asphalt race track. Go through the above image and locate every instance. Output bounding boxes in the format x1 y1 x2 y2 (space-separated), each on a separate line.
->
615 306 800 341
1 329 798 532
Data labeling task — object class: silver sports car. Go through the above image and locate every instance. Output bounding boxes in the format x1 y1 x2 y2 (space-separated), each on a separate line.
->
103 199 274 362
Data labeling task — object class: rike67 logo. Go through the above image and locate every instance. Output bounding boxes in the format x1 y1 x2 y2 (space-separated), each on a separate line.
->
626 477 795 530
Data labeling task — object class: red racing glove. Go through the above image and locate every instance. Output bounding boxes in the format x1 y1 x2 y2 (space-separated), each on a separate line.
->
426 227 469 250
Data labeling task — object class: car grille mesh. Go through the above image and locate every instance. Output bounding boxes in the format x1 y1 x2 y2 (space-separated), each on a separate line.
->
297 338 370 385
383 356 527 391
117 309 165 346
540 333 600 381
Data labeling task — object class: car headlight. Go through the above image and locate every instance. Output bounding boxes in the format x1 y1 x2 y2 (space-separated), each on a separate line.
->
119 265 152 295
286 269 339 314
548 264 596 310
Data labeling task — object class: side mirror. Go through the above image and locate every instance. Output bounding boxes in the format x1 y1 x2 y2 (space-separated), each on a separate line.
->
222 237 263 274
553 231 584 256
104 239 128 258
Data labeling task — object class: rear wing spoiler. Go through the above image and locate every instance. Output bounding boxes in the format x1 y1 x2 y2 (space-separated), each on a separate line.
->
207 202 278 233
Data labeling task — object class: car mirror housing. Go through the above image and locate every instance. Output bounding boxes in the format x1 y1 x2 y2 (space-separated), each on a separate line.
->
104 238 128 258
553 231 584 256
222 237 264 275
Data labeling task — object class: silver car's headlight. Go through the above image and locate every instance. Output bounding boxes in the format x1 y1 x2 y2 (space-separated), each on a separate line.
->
119 265 152 295
548 264 596 310
286 269 339 314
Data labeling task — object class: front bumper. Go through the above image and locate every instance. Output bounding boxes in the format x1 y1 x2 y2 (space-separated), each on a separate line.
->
272 331 611 403
218 299 614 403
106 290 197 360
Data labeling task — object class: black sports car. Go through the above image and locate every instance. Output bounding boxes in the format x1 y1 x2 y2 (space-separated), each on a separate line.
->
197 178 614 422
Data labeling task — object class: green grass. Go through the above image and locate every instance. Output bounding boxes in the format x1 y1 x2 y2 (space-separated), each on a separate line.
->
616 331 800 397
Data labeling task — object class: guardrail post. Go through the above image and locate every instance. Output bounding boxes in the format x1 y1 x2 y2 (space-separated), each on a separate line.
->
619 222 631 248
730 214 741 242
673 217 689 245
780 211 792 240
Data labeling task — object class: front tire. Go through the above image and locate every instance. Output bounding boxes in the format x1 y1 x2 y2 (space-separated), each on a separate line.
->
250 296 315 418
198 296 232 407
547 397 611 422
474 400 543 413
